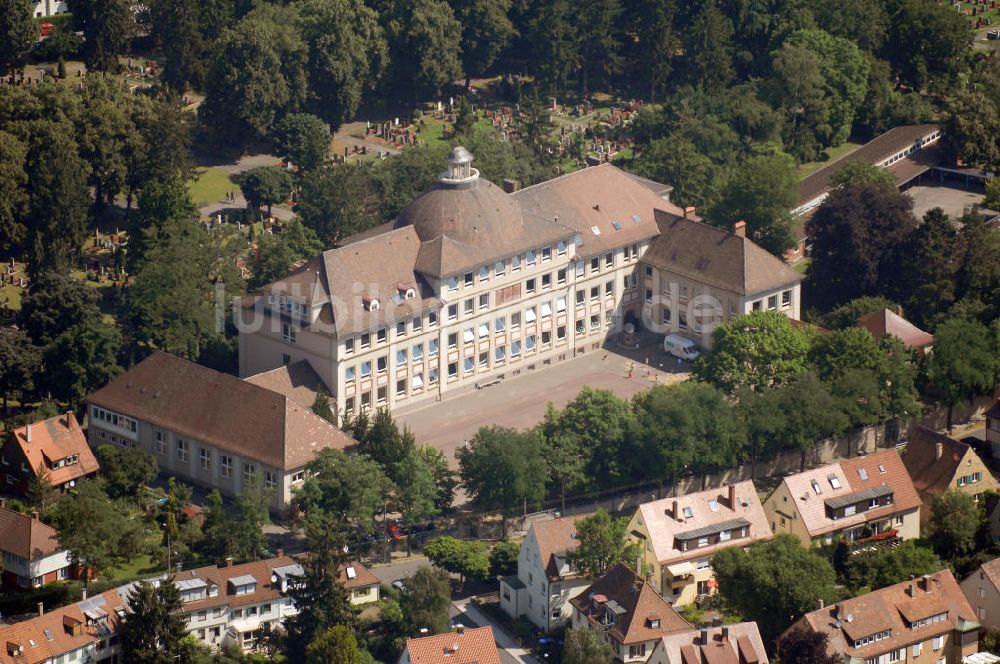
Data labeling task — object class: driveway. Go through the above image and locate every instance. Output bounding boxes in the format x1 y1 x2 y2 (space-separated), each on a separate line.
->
451 598 537 664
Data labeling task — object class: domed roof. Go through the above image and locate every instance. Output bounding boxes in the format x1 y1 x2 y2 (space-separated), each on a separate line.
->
393 149 524 247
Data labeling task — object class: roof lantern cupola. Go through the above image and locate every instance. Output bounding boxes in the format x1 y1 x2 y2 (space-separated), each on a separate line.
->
440 146 479 186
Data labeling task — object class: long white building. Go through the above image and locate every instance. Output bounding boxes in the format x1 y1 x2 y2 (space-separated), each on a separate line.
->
239 149 802 420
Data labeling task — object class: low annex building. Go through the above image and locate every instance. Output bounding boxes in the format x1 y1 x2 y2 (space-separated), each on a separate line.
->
399 626 500 664
0 506 79 591
1 413 99 495
627 482 772 607
85 352 357 510
762 449 921 546
857 308 935 353
340 560 380 605
647 623 769 664
902 425 996 525
239 149 801 420
500 516 590 631
788 570 979 664
569 564 692 663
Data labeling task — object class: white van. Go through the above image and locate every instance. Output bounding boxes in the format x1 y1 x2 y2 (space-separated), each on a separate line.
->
663 334 700 361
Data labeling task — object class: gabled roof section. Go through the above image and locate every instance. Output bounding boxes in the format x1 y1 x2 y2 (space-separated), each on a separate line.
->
86 352 355 470
339 560 379 589
515 164 676 259
7 413 99 486
780 450 920 538
570 564 691 645
643 211 800 296
797 570 975 660
528 516 583 580
903 425 993 498
857 309 934 350
0 507 62 561
654 623 769 664
244 360 330 410
404 626 501 664
636 481 772 564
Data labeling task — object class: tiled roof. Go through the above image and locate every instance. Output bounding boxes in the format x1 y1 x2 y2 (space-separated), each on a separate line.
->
339 561 379 589
623 171 674 198
636 481 772 565
86 352 355 471
655 623 769 664
797 570 976 660
976 557 1000 592
157 555 300 614
857 309 934 350
529 516 583 581
7 413 99 487
0 507 62 560
244 360 330 410
903 425 994 498
779 449 921 538
404 626 501 664
570 564 692 645
514 163 679 259
643 211 801 297
0 587 128 664
796 125 941 207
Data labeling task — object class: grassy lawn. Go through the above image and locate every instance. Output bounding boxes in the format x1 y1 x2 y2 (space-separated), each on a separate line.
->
103 529 162 582
0 284 22 311
793 258 812 275
796 141 863 179
189 166 237 208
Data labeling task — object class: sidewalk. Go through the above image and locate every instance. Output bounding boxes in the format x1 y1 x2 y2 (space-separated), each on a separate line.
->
452 598 537 664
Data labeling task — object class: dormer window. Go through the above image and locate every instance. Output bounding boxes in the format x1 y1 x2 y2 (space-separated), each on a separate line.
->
649 617 660 629
229 575 258 596
811 480 822 495
363 296 380 312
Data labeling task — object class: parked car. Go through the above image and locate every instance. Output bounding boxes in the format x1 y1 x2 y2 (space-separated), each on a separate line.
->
39 23 54 37
663 333 700 361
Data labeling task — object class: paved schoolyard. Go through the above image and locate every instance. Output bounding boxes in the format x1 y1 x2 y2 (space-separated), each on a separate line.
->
906 183 984 221
395 345 689 468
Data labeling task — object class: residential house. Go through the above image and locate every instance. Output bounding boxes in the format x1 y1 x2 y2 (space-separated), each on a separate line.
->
85 352 357 510
987 400 1000 458
31 0 68 17
902 425 996 526
239 148 802 420
960 558 1000 630
399 626 500 664
569 564 692 663
647 623 769 664
0 506 78 590
0 553 308 663
1 412 99 495
626 481 772 606
762 449 921 546
788 570 979 664
858 308 935 353
340 561 380 605
0 587 128 664
500 516 590 631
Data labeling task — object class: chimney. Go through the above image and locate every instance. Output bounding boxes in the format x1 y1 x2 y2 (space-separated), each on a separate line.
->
672 500 680 520
176 562 182 573
683 206 696 219
64 410 73 427
26 424 31 444
452 641 460 653
722 626 730 643
699 628 709 645
81 588 87 601
502 179 520 194
936 441 943 460
226 557 233 567
37 602 44 617
733 221 746 238
922 574 932 592
728 484 736 509
456 625 465 635
277 548 284 558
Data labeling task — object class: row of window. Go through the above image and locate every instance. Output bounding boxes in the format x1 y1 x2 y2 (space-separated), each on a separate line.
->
156 433 276 488
91 406 138 433
750 290 794 312
343 312 440 355
958 472 984 487
267 294 308 319
447 243 568 292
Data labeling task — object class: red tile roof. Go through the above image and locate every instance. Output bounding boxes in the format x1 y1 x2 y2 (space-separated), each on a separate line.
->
570 564 692 645
0 507 62 560
7 413 99 487
339 561 379 589
655 623 769 664
796 570 976 661
857 309 934 350
902 425 996 498
530 516 583 580
404 626 500 664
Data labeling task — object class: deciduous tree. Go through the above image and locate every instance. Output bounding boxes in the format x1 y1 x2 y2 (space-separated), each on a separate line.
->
270 113 331 172
424 536 489 589
0 327 40 413
930 490 980 563
97 444 158 500
240 166 293 219
563 627 615 664
400 567 451 635
926 318 999 430
567 509 640 580
248 218 324 290
294 448 393 533
0 0 35 77
775 629 841 664
451 0 514 88
68 0 136 72
42 318 123 407
307 625 362 664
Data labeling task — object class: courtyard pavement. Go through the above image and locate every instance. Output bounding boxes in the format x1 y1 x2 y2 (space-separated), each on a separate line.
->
906 183 985 221
395 343 690 468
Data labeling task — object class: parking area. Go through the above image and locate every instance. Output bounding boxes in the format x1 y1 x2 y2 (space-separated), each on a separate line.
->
906 183 984 221
395 343 689 468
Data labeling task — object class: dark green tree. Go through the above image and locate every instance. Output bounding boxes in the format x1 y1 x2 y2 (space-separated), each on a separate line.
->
575 0 622 97
713 534 837 643
843 541 939 591
128 174 199 273
293 448 393 533
0 327 41 413
67 0 136 72
775 629 841 664
926 318 999 430
526 0 578 94
20 271 102 347
248 218 324 290
42 318 123 407
420 446 456 512
270 113 331 172
765 42 830 162
226 489 271 562
240 166 294 219
0 131 28 253
297 162 385 246
563 627 615 664
882 0 970 91
394 447 440 527
382 0 464 100
121 579 189 664
706 151 797 255
97 444 158 500
633 138 718 210
307 625 362 664
896 208 958 327
680 1 734 92
399 567 451 635
50 478 133 588
424 536 489 589
311 390 336 423
0 0 35 76
820 296 899 330
567 509 640 580
452 0 513 88
25 463 53 513
488 540 519 577
930 490 980 563
773 372 848 471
